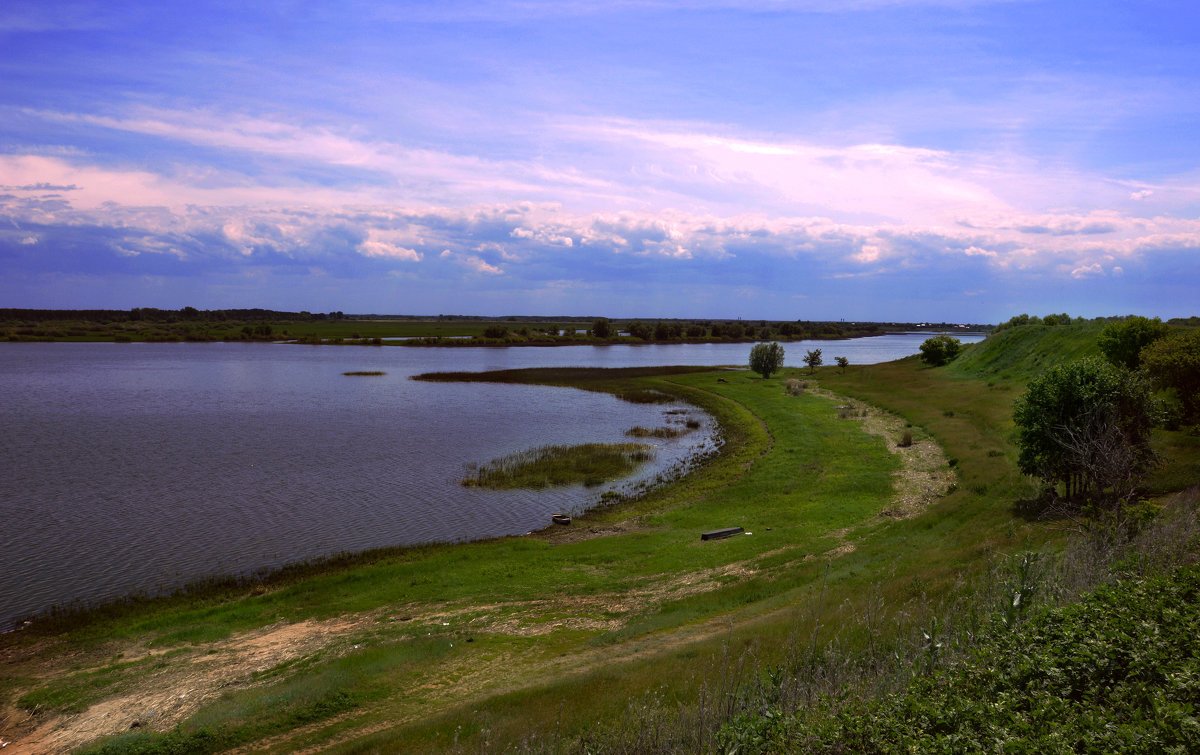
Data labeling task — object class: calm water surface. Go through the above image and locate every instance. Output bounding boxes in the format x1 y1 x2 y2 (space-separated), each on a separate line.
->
0 333 980 628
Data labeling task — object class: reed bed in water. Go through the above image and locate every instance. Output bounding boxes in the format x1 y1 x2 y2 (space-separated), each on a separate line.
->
625 425 687 439
462 442 654 489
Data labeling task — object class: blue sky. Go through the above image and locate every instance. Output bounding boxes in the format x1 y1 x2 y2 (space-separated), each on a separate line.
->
1 0 1197 321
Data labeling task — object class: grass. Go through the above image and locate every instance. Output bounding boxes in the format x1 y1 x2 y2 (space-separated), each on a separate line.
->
7 322 1199 753
948 320 1104 382
461 443 654 489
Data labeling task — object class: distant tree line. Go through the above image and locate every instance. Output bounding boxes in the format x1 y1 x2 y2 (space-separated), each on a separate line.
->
0 307 345 323
601 319 899 343
994 311 1199 333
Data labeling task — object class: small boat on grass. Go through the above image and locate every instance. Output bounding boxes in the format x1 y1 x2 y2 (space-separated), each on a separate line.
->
551 513 572 526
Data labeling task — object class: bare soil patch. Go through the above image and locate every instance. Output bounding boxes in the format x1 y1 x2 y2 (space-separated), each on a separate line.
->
4 616 367 754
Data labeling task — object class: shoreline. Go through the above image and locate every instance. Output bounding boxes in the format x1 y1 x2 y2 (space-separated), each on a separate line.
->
1 367 731 636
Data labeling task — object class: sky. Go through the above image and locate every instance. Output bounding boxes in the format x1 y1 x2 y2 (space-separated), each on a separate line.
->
1 0 1198 322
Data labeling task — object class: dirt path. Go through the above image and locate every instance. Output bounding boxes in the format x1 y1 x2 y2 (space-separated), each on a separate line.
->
816 388 955 520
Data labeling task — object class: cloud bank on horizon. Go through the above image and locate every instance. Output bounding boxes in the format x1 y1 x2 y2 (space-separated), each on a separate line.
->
1 0 1197 321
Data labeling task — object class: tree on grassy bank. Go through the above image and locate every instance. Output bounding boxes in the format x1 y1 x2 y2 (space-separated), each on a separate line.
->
749 342 785 378
804 348 823 374
919 334 962 366
1013 357 1157 507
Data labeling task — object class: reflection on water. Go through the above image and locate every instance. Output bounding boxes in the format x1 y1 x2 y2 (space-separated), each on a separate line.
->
0 332 980 628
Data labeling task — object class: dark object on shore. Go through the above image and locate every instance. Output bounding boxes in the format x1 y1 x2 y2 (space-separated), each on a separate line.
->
717 377 729 383
701 526 744 541
552 513 572 526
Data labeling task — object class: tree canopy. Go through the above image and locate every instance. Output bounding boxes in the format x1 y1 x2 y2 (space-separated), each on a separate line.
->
589 317 612 339
1141 330 1200 422
627 321 652 340
749 342 786 379
1012 357 1157 507
1097 316 1170 370
919 334 962 366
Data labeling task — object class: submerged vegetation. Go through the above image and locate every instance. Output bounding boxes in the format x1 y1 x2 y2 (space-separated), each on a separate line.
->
461 443 654 489
2 316 1198 753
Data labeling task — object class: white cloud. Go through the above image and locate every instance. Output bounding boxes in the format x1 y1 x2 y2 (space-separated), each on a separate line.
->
358 229 422 261
32 108 620 208
853 244 884 263
963 245 996 257
359 240 421 261
3 145 1198 292
463 255 503 275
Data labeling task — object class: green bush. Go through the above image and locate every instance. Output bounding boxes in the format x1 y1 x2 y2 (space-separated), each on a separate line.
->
1013 357 1157 507
1141 330 1200 422
1098 316 1170 370
918 334 962 366
720 565 1200 754
749 342 786 378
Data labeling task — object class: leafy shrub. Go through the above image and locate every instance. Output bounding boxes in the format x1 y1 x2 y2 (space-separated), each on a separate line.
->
1097 315 1170 370
589 317 612 338
627 321 653 340
720 565 1200 754
1013 357 1157 507
918 334 962 366
749 342 785 378
1141 330 1200 422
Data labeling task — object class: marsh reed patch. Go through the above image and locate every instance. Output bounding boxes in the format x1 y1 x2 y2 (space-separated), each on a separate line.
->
462 443 655 489
625 425 686 439
342 370 386 376
614 388 676 404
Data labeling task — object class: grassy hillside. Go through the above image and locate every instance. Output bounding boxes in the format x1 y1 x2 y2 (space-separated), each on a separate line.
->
947 321 1104 382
